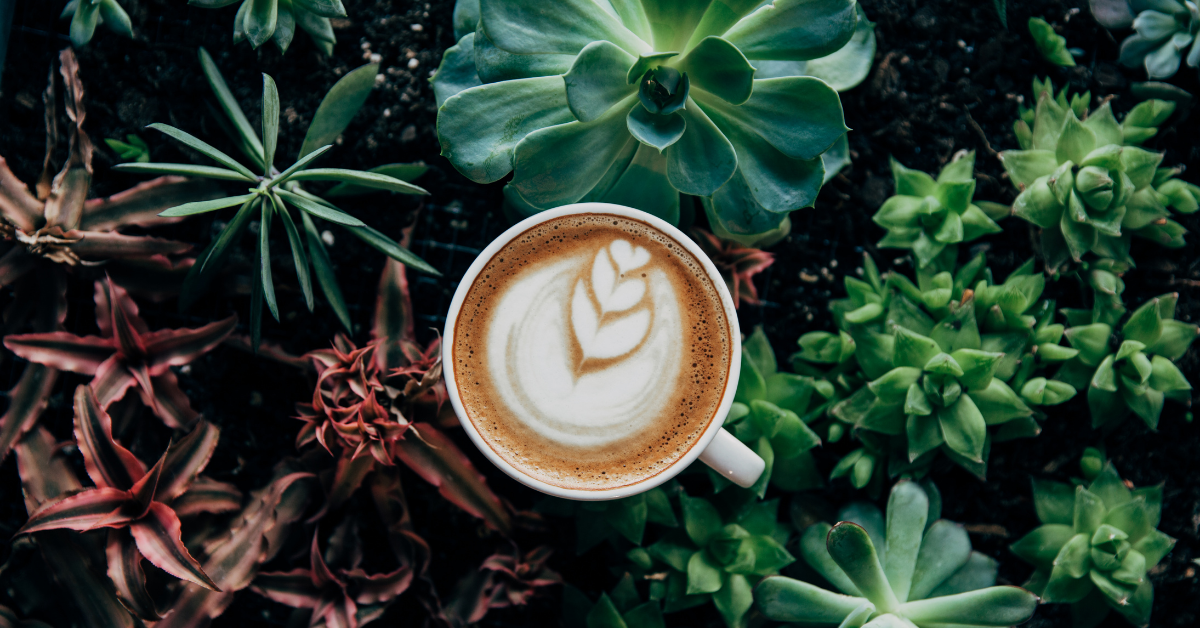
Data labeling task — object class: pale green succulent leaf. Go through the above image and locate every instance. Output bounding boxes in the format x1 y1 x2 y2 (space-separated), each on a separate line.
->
826 522 900 612
1011 523 1075 568
882 481 929 602
937 395 986 462
968 378 1032 425
677 36 755 105
563 41 638 123
686 550 724 594
723 0 858 61
894 585 1038 625
479 0 649 56
999 150 1058 188
754 576 869 623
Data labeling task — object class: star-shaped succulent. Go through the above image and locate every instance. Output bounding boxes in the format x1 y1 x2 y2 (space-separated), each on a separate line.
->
692 228 775 308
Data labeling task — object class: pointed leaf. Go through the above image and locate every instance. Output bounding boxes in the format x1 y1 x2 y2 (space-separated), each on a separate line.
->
723 0 857 61
18 487 134 534
286 168 428 195
299 63 379 158
197 48 265 168
0 364 59 466
275 188 364 226
107 530 161 620
142 315 237 371
273 197 314 310
394 423 511 534
302 211 352 331
74 385 145 491
3 332 114 375
147 124 258 181
826 522 899 612
754 575 870 623
130 502 220 590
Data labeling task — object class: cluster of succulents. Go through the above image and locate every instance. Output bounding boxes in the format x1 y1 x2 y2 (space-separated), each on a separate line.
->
189 0 343 54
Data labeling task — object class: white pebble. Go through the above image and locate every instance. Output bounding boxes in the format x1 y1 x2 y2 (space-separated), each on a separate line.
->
411 23 424 31
322 230 335 246
408 58 420 69
370 53 382 64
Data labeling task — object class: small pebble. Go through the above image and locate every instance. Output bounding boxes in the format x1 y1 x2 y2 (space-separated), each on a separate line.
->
370 53 382 64
322 230 335 246
408 58 420 69
411 23 424 31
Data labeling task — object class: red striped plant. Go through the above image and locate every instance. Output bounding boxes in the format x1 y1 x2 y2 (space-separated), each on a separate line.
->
16 386 239 620
691 227 775 308
441 544 562 627
4 277 236 428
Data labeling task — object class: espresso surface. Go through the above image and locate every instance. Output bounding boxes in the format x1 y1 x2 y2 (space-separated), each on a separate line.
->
452 214 732 491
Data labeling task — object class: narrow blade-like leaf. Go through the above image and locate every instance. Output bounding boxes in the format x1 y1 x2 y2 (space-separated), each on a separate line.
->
344 224 440 275
261 74 279 173
250 569 322 607
0 364 59 466
301 212 352 330
130 502 221 591
276 188 364 226
142 315 237 371
171 476 243 516
158 420 220 503
18 487 134 534
272 194 314 310
326 163 429 197
197 47 265 169
82 176 226 230
159 193 257 218
286 168 429 194
114 163 253 182
3 332 114 375
74 385 146 491
107 530 161 620
180 196 259 312
259 199 279 321
394 423 512 534
147 124 258 180
270 145 333 186
299 63 379 158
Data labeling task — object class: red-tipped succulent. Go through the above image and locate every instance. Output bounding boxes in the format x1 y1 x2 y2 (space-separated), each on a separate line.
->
252 529 413 628
17 387 238 619
4 277 236 428
691 228 776 307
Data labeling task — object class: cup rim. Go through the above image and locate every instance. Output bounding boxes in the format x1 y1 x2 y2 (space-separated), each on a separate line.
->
441 202 742 501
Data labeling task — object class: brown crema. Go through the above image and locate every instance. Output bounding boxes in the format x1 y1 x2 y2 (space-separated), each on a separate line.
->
452 214 733 491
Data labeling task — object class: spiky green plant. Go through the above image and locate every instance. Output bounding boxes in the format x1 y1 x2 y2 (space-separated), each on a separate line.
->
1011 460 1174 628
1029 17 1076 66
1001 78 1195 272
872 151 1008 269
189 0 342 55
61 0 133 47
757 480 1039 627
115 49 436 347
1057 292 1197 430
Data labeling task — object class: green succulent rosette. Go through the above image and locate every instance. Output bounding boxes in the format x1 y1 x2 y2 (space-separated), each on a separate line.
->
1057 292 1197 430
1002 78 1196 271
1115 0 1200 79
61 0 133 48
757 480 1038 627
432 0 862 243
1011 461 1175 628
189 0 342 55
873 151 1008 269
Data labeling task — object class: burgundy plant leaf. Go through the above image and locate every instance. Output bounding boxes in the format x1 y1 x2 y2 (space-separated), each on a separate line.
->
126 449 167 518
95 275 146 338
129 502 220 591
171 475 243 517
3 332 113 374
317 597 358 628
0 156 42 232
328 451 376 512
14 426 82 514
222 333 311 370
141 371 201 428
250 569 322 608
441 569 494 626
157 420 220 503
0 248 37 288
42 49 91 232
33 531 136 628
92 354 138 408
394 423 512 535
18 486 135 534
346 567 414 605
309 531 343 590
369 466 429 577
73 385 145 491
106 529 161 620
69 232 193 258
81 176 218 231
143 315 237 371
0 363 58 465
373 258 416 373
691 227 775 307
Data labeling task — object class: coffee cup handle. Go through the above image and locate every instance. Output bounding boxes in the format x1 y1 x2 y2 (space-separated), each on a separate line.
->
698 429 766 489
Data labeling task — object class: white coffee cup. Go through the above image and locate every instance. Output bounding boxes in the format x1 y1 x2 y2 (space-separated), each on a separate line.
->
442 202 765 501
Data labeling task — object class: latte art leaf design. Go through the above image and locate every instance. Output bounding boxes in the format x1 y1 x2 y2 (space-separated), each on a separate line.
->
571 240 652 363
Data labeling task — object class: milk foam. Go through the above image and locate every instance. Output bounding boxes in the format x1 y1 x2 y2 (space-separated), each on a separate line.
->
487 240 682 448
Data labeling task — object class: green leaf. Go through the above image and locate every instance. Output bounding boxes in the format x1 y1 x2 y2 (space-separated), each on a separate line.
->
159 193 257 218
587 593 629 628
723 0 858 61
950 349 1002 390
272 145 334 186
564 41 638 123
299 63 379 158
343 223 439 276
1148 355 1190 392
1065 323 1114 367
909 520 972 600
275 188 364 226
799 523 862 596
893 328 941 369
700 76 848 161
970 379 1032 424
754 576 868 623
302 211 351 330
1056 112 1096 165
796 4 876 92
1145 319 1198 360
627 108 686 152
287 168 428 195
682 494 723 547
1028 17 1076 67
261 74 279 172
197 48 265 169
869 368 922 403
294 0 346 19
686 550 724 595
826 522 899 612
735 352 767 403
1020 378 1076 405
431 33 482 107
114 162 254 181
937 395 987 462
606 494 649 545
712 573 753 627
621 602 664 628
244 0 279 48
883 481 929 602
480 0 649 57
180 196 260 311
999 150 1058 189
1122 297 1165 345
270 193 313 310
677 37 755 105
662 102 737 196
69 0 101 47
148 123 259 180
259 199 279 321
896 586 1038 625
1012 524 1075 567
325 163 429 197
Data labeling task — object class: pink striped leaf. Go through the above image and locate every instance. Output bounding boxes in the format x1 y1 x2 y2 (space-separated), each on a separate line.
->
142 315 237 371
2 332 113 374
394 423 512 534
129 502 220 591
127 450 166 517
0 155 42 233
106 529 160 620
95 276 146 338
345 566 414 605
171 475 243 517
14 426 83 514
81 176 219 231
251 569 322 608
92 355 137 408
140 371 200 428
69 232 193 259
18 487 134 533
73 385 145 491
0 363 59 465
157 420 220 503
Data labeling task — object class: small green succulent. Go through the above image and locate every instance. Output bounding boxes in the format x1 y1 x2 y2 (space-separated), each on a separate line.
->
1011 460 1175 628
1110 0 1200 79
639 491 794 628
104 134 150 163
1057 292 1197 430
432 0 859 244
61 0 133 48
873 151 1008 269
188 0 342 55
116 49 435 347
535 486 678 554
1002 78 1194 271
562 573 666 628
757 480 1039 627
729 327 827 495
1029 17 1077 66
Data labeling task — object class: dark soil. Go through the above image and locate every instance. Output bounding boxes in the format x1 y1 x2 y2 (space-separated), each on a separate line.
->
1 0 1198 627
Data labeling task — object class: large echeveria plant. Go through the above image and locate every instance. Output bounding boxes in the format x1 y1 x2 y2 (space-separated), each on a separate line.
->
1011 460 1174 628
432 0 859 243
757 480 1039 627
1001 78 1194 272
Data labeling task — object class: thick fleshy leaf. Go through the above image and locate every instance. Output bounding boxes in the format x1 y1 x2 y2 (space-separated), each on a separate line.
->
138 316 237 374
712 573 753 627
796 4 876 91
243 0 279 48
130 502 220 590
969 379 1032 424
662 103 737 196
4 332 114 374
432 33 482 107
439 77 575 184
1011 524 1074 568
74 385 145 491
678 37 755 105
1032 479 1075 525
273 197 314 310
682 493 724 546
394 423 511 533
701 76 847 161
826 522 899 612
937 395 986 462
723 0 857 61
686 550 724 594
908 520 971 600
800 523 861 596
107 530 161 620
627 107 686 151
754 576 869 623
896 586 1037 625
479 0 650 56
564 41 638 123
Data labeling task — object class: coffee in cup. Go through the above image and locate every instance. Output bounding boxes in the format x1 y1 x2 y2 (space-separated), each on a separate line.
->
450 213 734 491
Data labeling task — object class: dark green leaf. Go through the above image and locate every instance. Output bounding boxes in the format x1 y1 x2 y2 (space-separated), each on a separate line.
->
197 47 265 169
271 193 313 310
344 224 440 276
299 63 379 158
159 193 257 218
275 188 364 226
148 123 259 180
301 211 351 330
114 162 254 181
564 41 638 122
